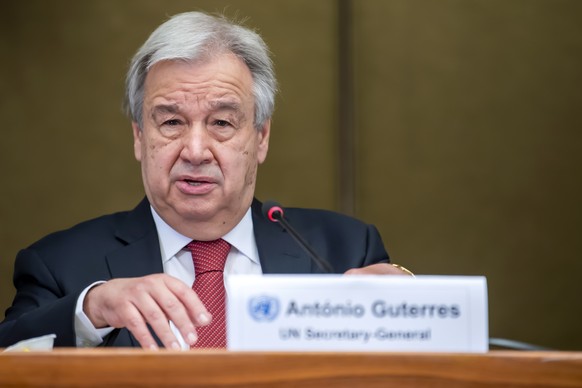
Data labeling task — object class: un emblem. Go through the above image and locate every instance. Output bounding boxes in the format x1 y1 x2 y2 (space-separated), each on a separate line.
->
248 295 280 322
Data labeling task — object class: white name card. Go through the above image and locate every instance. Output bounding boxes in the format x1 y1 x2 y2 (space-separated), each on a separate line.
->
226 275 488 352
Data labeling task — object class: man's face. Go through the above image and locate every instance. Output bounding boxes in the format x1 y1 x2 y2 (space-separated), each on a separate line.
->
133 53 270 240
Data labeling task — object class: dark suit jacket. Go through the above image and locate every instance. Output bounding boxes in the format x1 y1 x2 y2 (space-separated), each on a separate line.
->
0 198 389 348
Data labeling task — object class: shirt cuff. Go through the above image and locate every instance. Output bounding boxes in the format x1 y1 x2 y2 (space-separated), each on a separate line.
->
74 281 114 347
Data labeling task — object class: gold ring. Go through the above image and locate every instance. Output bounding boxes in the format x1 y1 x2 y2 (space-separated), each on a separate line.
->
390 263 415 277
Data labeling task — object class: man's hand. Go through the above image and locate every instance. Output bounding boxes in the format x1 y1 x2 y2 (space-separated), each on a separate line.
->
344 263 414 276
83 274 209 350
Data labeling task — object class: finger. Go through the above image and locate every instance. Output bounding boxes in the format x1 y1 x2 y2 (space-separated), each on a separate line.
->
161 277 213 347
107 303 160 350
345 263 412 275
164 276 212 327
344 268 360 275
148 282 200 347
132 289 182 350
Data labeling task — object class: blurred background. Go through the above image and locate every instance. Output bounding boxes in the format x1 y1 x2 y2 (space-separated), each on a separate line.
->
1 0 580 350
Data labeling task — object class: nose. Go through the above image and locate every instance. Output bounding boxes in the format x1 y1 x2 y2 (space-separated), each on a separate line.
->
179 125 214 165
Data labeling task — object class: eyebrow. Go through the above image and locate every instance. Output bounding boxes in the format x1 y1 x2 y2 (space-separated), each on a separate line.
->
208 100 244 114
208 100 248 124
150 104 181 121
150 100 247 121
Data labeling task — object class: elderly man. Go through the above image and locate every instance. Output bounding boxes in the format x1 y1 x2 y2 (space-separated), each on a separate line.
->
0 11 410 350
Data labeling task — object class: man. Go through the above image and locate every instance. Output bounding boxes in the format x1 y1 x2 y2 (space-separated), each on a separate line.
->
0 11 410 350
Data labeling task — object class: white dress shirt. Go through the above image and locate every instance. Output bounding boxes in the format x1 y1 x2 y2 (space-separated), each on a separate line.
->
74 206 262 348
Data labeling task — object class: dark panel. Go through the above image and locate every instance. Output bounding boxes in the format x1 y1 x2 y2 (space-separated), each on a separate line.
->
354 0 582 349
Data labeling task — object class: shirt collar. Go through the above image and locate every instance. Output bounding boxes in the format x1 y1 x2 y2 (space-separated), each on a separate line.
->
150 206 258 264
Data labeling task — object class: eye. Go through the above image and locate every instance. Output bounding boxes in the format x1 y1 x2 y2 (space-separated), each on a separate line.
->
213 119 231 127
163 119 182 126
157 117 186 138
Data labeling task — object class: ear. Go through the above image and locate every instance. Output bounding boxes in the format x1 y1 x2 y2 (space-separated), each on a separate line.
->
132 122 142 162
256 119 271 165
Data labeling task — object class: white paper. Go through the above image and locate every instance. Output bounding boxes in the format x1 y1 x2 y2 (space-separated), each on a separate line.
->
3 334 56 352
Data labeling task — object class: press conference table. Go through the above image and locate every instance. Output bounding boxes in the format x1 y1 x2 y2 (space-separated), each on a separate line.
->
1 349 581 387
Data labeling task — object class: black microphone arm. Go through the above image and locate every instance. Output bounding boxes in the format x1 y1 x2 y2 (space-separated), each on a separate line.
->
262 201 334 273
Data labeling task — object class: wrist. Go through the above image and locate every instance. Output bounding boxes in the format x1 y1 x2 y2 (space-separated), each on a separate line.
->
83 282 107 328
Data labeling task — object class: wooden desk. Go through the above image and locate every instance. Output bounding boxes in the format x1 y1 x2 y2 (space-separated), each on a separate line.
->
1 349 581 387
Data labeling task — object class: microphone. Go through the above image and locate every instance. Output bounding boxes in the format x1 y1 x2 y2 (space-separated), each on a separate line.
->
262 200 334 273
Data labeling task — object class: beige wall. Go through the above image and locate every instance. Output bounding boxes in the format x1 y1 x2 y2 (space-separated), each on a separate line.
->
1 0 580 350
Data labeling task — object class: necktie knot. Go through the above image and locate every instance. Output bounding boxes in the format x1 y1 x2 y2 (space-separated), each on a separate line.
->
187 239 230 275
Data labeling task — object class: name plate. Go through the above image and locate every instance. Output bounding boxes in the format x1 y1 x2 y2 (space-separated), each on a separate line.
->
226 275 488 352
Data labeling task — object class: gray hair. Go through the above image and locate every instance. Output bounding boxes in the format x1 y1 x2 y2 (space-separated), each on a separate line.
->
124 12 277 130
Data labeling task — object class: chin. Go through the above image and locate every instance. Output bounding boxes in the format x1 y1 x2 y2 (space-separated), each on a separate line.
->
174 203 217 221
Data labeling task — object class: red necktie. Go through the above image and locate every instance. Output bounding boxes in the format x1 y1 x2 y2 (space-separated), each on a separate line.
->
187 239 231 348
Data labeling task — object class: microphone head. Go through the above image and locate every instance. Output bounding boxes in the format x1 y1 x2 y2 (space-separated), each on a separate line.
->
262 200 284 222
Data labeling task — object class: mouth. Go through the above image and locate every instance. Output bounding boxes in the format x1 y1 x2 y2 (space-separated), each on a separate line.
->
184 178 209 186
176 176 218 195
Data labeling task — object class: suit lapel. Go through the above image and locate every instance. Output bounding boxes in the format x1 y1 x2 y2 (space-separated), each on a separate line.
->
103 198 164 347
251 199 313 274
106 198 164 279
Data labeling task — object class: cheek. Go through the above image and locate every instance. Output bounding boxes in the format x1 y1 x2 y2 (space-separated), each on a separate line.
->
244 159 258 187
219 144 257 187
241 146 259 186
142 139 179 176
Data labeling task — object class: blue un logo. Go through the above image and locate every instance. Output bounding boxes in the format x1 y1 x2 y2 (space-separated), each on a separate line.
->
248 295 280 322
